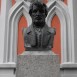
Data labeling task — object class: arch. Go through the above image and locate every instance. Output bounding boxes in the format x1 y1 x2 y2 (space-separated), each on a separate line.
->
46 0 72 63
4 1 31 62
4 0 74 64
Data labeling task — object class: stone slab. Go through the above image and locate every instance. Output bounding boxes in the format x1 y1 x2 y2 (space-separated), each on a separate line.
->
16 51 60 77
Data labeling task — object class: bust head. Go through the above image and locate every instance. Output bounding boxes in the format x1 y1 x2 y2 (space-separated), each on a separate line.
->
29 1 48 27
23 1 56 51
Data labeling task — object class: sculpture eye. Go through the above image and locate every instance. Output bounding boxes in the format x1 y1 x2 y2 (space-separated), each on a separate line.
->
32 9 38 13
39 9 44 13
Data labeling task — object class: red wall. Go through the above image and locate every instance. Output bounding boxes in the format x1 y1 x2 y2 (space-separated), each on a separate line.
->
17 16 27 54
12 0 48 5
0 0 1 11
51 15 61 61
64 0 67 5
43 0 48 3
12 0 16 6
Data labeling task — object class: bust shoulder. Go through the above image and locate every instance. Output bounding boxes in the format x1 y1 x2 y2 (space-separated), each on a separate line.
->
22 25 32 35
48 27 56 35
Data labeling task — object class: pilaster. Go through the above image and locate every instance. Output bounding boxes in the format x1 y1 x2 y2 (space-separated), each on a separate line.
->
72 0 77 63
0 0 12 62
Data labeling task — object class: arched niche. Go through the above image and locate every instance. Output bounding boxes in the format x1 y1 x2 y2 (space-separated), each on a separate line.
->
4 0 74 64
46 0 73 63
4 1 31 62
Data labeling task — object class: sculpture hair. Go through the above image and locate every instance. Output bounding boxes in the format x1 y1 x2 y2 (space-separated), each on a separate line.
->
29 1 48 16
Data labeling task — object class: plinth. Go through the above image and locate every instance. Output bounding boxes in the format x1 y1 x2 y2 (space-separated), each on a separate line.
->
16 51 60 77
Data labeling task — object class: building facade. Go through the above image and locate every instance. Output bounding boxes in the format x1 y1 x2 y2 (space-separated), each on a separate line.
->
0 0 77 77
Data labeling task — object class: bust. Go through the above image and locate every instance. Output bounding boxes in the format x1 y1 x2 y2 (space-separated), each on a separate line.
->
23 1 56 51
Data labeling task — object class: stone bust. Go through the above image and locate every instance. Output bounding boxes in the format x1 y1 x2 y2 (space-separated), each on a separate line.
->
23 1 56 51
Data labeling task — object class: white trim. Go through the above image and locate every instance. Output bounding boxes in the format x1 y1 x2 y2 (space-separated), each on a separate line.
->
60 63 77 68
46 0 72 63
0 63 16 68
4 0 74 64
4 1 31 62
0 0 12 63
67 0 75 63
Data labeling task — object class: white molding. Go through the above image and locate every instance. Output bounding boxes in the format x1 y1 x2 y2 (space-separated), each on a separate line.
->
67 0 75 63
4 0 74 64
1 62 77 69
0 0 12 62
60 63 77 69
0 63 15 77
0 63 16 68
4 1 31 62
46 0 72 63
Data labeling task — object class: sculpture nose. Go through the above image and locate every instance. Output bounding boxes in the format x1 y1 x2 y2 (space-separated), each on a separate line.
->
36 11 41 16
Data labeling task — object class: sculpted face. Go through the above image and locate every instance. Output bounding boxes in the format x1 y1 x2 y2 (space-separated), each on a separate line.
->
31 5 46 26
23 2 56 50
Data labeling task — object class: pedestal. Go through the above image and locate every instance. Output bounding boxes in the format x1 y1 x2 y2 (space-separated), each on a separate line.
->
16 51 60 77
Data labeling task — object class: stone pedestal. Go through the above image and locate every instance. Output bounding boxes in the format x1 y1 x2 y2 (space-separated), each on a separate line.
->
16 51 60 77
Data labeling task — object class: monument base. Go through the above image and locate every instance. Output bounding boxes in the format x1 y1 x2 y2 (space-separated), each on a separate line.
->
16 51 60 77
